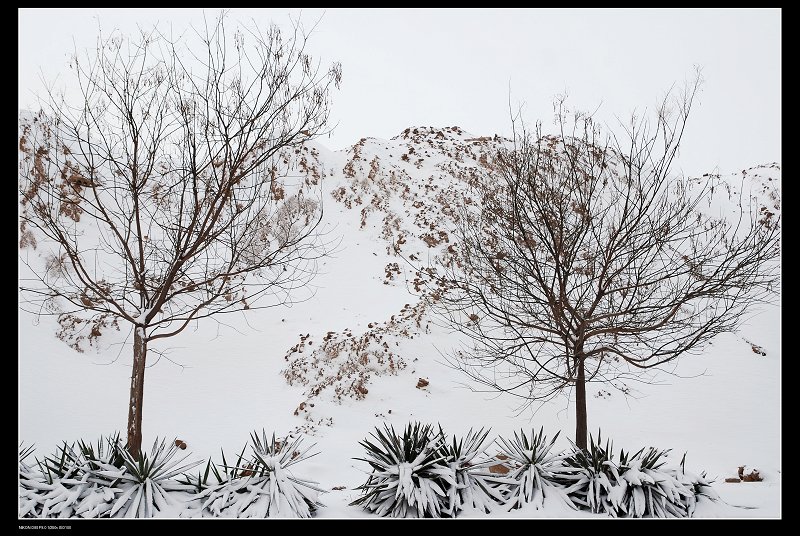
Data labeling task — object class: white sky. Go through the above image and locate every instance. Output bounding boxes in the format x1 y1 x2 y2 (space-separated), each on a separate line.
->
19 8 780 176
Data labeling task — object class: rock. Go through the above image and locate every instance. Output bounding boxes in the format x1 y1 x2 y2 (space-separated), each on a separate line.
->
738 466 763 482
488 463 510 475
489 453 511 474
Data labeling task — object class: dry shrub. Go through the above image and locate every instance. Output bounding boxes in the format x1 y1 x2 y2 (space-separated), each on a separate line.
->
57 312 121 353
282 302 431 412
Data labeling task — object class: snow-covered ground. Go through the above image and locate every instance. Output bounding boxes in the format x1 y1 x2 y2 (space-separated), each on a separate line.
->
18 125 781 518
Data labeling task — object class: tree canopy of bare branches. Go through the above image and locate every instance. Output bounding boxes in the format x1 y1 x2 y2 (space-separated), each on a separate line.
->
433 79 780 449
18 14 342 458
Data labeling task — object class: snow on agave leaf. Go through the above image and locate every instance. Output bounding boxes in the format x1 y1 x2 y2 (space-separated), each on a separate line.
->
187 431 324 518
555 437 721 518
351 423 454 517
19 435 201 519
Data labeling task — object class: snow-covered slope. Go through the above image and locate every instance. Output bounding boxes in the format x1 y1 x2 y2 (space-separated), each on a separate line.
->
18 121 781 518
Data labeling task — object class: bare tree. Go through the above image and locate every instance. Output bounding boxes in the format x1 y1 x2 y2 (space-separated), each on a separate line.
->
431 79 780 449
18 14 342 458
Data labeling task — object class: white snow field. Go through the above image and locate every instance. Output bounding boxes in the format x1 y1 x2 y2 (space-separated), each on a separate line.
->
19 122 780 518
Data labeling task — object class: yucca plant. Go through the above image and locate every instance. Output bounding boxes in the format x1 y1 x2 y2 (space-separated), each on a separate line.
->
189 431 324 518
19 442 44 518
351 422 454 518
555 431 718 517
554 432 630 515
180 443 249 494
38 441 84 484
30 440 115 518
19 435 200 519
76 433 126 472
92 437 201 518
21 434 128 518
673 452 721 517
64 433 128 519
19 442 36 465
496 427 571 511
437 426 508 515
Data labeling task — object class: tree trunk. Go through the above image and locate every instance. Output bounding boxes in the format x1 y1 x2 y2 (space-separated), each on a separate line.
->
575 357 588 450
126 326 147 459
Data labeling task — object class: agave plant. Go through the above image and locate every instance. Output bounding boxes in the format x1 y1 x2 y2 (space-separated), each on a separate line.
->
180 443 249 494
437 427 508 515
19 442 36 465
672 452 721 517
495 427 571 511
64 433 129 518
19 434 128 518
34 441 116 518
554 432 631 515
92 437 201 518
555 431 719 518
351 422 454 518
19 442 44 518
189 431 324 518
76 433 125 472
21 434 201 519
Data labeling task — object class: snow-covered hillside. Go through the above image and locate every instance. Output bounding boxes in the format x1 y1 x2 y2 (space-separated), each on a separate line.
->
18 120 781 518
